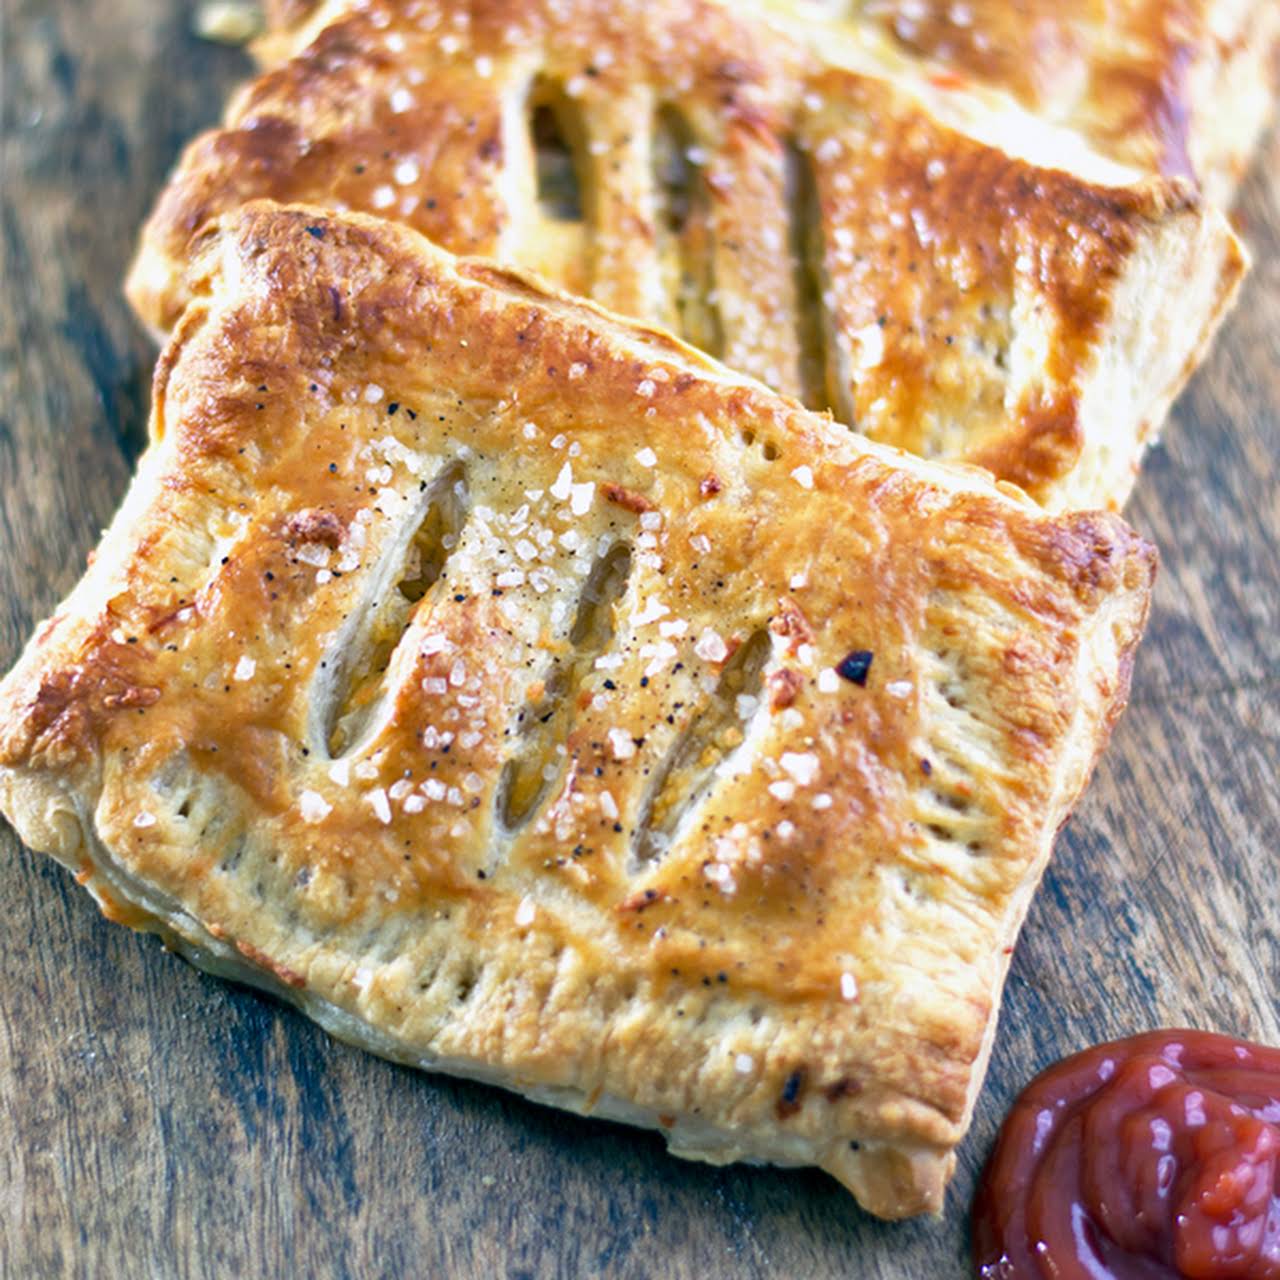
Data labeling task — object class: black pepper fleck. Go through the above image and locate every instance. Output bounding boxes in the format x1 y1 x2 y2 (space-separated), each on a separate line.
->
836 650 873 686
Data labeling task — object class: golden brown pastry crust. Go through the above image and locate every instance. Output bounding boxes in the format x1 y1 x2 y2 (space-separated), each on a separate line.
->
127 0 1246 512
762 0 1280 206
5 204 1156 1218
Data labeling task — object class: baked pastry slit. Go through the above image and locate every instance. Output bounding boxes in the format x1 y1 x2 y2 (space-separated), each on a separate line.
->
631 626 772 870
521 75 593 299
783 138 849 420
497 539 633 833
314 458 470 760
652 104 725 360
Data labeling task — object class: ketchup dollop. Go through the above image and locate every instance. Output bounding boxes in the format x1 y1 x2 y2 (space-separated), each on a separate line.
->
973 1030 1280 1278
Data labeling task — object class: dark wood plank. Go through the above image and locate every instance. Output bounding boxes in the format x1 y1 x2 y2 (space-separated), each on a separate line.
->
0 3 1275 1275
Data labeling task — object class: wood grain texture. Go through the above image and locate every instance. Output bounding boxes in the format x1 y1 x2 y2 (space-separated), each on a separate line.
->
0 2 1275 1275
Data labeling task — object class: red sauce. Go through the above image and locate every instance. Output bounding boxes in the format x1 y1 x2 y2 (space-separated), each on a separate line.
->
973 1031 1280 1278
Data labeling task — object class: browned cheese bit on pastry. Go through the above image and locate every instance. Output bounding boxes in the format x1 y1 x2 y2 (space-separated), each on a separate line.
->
126 0 1247 513
5 205 1155 1219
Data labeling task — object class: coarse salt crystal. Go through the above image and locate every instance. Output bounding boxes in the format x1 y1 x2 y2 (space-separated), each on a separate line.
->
297 542 331 567
777 820 796 838
423 676 448 695
636 379 656 398
389 87 414 113
550 461 573 500
789 571 808 590
421 633 450 655
403 794 426 814
371 184 395 209
363 383 385 403
791 465 814 490
234 656 256 681
769 780 796 802
389 779 414 801
515 897 536 927
608 728 636 760
133 811 157 829
475 54 493 76
658 619 688 639
812 793 833 811
515 538 538 562
299 791 331 823
780 752 820 786
734 1053 755 1075
694 629 728 663
689 534 711 555
817 668 839 694
423 778 446 801
631 598 669 626
570 481 595 516
704 863 736 894
840 972 859 1002
886 680 913 698
368 788 392 824
635 447 657 468
328 759 350 787
599 790 618 820
853 324 885 370
353 966 373 992
394 159 420 185
449 659 467 686
568 362 588 380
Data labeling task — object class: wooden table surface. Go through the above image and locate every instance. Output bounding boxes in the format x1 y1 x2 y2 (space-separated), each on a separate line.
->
1 3 1276 1276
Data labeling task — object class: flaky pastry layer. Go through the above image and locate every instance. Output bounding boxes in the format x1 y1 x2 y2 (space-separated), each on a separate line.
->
6 204 1155 1218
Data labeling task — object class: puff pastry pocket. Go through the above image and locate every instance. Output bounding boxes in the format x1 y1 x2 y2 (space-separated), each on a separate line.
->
127 0 1246 513
2 205 1156 1220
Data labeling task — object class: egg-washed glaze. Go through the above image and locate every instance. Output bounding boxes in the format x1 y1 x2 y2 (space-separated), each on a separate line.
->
6 205 1154 1218
128 0 1245 512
